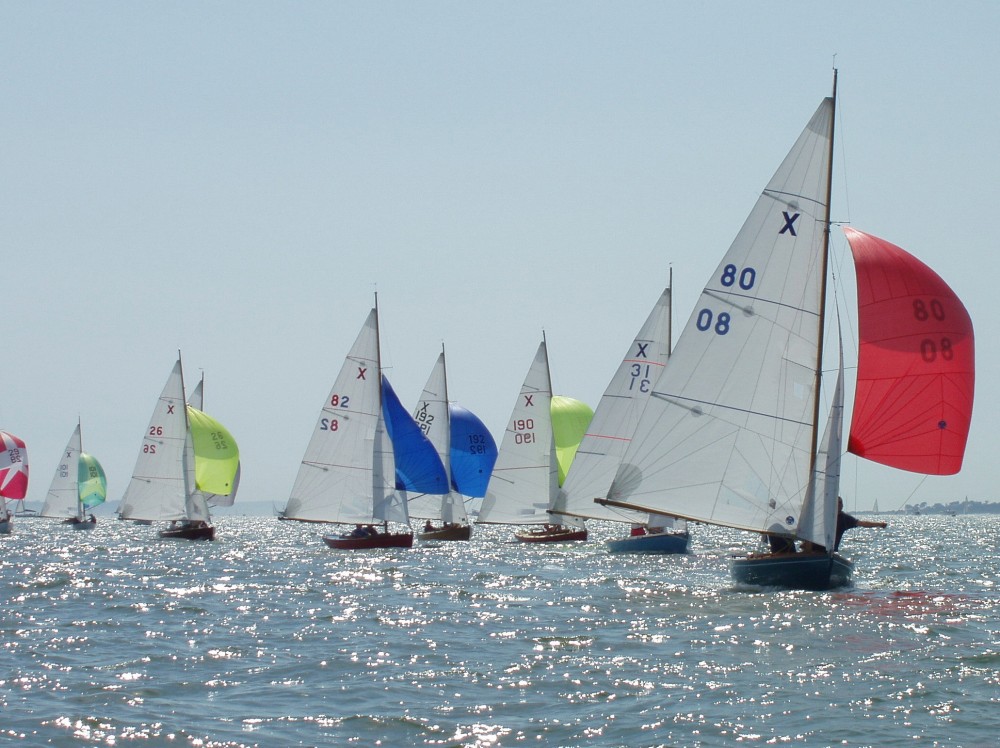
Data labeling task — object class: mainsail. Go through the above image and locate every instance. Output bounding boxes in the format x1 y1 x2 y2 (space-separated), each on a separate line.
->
605 97 835 537
477 340 556 525
283 306 405 527
41 423 83 519
405 350 476 526
119 360 191 522
554 287 672 523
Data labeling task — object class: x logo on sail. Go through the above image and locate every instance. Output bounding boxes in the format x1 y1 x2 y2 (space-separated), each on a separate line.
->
779 211 800 236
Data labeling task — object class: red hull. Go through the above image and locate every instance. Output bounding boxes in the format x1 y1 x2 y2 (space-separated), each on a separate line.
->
515 527 588 543
323 533 414 550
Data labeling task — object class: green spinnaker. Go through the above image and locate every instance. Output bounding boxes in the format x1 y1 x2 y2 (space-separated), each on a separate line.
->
77 452 107 509
187 406 240 495
551 396 594 486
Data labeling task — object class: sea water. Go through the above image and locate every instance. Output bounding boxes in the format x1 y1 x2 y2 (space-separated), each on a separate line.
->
1 514 997 747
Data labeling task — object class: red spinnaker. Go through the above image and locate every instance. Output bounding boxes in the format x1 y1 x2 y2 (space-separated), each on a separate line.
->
0 430 29 500
845 228 974 475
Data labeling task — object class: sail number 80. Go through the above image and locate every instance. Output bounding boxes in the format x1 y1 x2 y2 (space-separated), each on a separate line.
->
696 264 756 336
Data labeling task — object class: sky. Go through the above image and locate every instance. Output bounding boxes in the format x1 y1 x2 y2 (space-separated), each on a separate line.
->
2 1 996 514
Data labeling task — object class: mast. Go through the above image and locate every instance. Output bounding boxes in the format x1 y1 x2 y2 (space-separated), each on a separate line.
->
76 417 84 521
374 293 386 530
441 341 452 487
177 350 198 522
807 69 838 475
667 266 673 354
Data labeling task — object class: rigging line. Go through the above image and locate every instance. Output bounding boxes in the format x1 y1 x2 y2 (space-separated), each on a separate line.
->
894 474 928 513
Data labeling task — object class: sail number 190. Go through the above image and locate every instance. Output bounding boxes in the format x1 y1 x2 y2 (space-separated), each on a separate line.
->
513 418 535 444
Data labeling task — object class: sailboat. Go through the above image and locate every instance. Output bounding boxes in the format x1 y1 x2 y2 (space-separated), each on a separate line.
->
597 74 974 590
411 347 498 541
40 421 107 530
281 303 415 549
0 431 29 534
119 355 240 541
477 338 594 543
554 279 689 554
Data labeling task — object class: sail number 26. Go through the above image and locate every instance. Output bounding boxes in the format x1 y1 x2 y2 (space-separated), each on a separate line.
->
697 264 757 335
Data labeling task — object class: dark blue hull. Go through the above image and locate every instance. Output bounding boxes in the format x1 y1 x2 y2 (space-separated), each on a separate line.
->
731 552 853 591
607 531 689 555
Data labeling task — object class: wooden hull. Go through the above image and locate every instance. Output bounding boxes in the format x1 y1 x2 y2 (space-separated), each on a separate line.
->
159 524 216 541
731 552 853 590
515 527 588 543
323 533 414 550
417 524 472 542
607 531 689 555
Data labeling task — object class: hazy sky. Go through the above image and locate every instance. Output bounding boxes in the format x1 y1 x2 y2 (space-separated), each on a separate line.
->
2 2 996 514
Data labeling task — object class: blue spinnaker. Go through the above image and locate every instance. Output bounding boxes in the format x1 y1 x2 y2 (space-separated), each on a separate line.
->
381 376 448 494
449 404 498 497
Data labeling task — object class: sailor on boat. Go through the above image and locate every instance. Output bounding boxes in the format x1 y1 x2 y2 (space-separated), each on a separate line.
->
800 497 887 554
765 497 887 556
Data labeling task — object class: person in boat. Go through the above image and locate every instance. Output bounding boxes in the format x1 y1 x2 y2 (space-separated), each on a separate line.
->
832 497 886 550
802 497 888 554
366 524 378 536
349 524 368 538
89 514 97 524
423 519 434 532
767 535 797 554
630 526 646 537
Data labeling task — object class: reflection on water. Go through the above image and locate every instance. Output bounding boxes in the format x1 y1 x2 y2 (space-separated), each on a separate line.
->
1 514 997 746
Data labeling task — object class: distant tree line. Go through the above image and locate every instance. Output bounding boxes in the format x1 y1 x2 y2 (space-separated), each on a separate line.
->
886 499 997 515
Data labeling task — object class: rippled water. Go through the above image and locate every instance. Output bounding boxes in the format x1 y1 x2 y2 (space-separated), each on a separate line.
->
1 514 997 747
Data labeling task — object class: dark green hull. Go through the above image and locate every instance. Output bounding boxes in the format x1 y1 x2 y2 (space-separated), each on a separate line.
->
731 552 853 590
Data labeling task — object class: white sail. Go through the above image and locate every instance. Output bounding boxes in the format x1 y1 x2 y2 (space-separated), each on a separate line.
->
477 340 556 525
608 97 835 537
797 340 844 550
406 349 469 525
553 287 672 524
183 422 209 524
119 359 192 521
283 308 396 525
372 410 408 525
40 423 83 519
